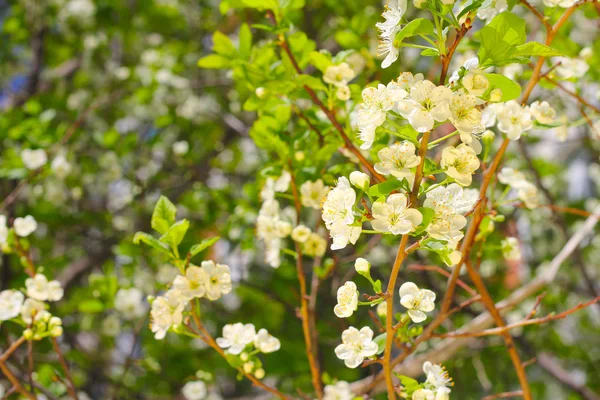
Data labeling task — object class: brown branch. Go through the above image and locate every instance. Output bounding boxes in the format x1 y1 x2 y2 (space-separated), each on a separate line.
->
439 24 472 84
408 265 477 296
519 0 552 31
51 338 78 400
482 391 524 400
542 76 600 114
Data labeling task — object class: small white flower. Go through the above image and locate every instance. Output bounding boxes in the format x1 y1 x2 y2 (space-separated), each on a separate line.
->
291 225 312 243
336 85 351 101
501 237 521 261
150 289 185 340
173 140 190 155
371 193 423 235
496 100 533 140
114 288 146 320
303 233 327 257
173 266 209 300
397 80 453 132
330 223 362 250
449 92 484 141
543 0 577 8
424 183 478 215
334 281 359 318
441 144 480 186
334 326 378 368
376 0 407 68
216 322 256 354
51 154 72 179
323 63 355 87
323 381 354 400
20 298 49 324
498 167 528 188
14 215 38 237
25 274 64 302
0 290 25 321
357 82 408 148
374 141 421 180
349 171 370 190
517 182 540 209
201 260 232 301
530 100 556 124
462 71 489 96
477 0 508 21
254 328 281 353
182 380 207 400
322 177 356 229
399 282 436 323
21 148 47 170
300 179 330 209
423 361 453 390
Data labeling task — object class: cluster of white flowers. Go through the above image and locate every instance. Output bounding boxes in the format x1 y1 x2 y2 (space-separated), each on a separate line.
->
26 273 64 302
13 215 38 237
150 260 232 339
424 183 478 248
322 177 362 250
497 167 540 209
323 62 355 101
411 361 453 400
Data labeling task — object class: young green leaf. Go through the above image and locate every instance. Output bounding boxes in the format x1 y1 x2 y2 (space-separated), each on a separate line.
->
212 31 237 57
151 196 177 234
190 236 221 258
373 332 388 355
238 23 252 60
133 232 170 254
159 219 191 252
484 73 521 102
394 18 435 47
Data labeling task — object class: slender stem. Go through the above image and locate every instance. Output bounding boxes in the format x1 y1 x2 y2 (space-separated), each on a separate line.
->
51 338 78 400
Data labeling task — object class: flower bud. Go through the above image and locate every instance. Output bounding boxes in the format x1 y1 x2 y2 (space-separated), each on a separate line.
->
489 88 502 102
376 301 387 318
448 250 462 266
255 87 267 99
255 368 266 379
354 258 371 275
240 352 249 362
23 328 33 340
336 86 351 101
51 326 64 337
291 225 311 243
295 151 305 161
413 0 427 8
243 362 254 374
349 171 370 190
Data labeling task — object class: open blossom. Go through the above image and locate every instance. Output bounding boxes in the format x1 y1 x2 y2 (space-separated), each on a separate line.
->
300 179 329 209
216 322 256 355
517 182 540 209
449 92 484 144
21 148 47 170
424 184 478 216
0 290 25 321
330 223 362 250
374 141 421 180
462 71 489 96
544 0 577 7
334 281 359 318
51 154 72 179
357 82 407 149
495 100 533 140
376 0 407 68
303 232 327 257
322 177 355 229
497 167 539 209
14 215 38 237
25 274 64 302
498 167 528 187
257 199 291 268
173 266 209 300
150 289 185 340
201 260 232 301
254 328 281 353
323 381 353 400
21 298 50 324
399 282 436 323
423 361 453 391
334 326 378 368
501 237 522 261
182 381 207 400
530 100 556 124
371 193 423 235
115 288 146 320
323 63 355 87
291 225 311 243
441 144 480 186
554 56 589 79
260 172 291 201
397 80 452 132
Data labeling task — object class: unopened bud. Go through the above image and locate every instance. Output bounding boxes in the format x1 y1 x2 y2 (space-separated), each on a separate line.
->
349 171 370 190
255 368 266 379
489 88 503 102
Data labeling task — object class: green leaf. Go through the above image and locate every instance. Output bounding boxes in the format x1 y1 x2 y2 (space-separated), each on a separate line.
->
394 18 435 47
309 51 332 73
373 279 382 293
457 0 485 19
239 23 252 60
190 236 220 257
197 54 231 69
421 48 439 57
133 232 170 254
478 12 527 68
368 178 402 198
484 73 521 101
212 31 237 57
411 207 435 236
513 42 564 58
78 299 104 313
373 332 387 355
295 75 327 91
394 374 420 396
160 219 190 251
151 196 177 234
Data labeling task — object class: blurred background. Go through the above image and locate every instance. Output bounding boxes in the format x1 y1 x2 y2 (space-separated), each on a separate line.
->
0 0 599 399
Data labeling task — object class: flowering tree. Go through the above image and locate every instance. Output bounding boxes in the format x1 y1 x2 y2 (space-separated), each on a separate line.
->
1 0 600 399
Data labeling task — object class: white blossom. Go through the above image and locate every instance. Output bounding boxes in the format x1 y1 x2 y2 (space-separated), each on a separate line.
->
25 274 64 302
20 298 50 324
303 233 327 257
150 289 185 340
354 258 371 274
291 225 312 243
216 323 256 355
449 92 484 147
14 215 38 237
51 154 72 179
477 0 508 21
376 0 407 68
399 282 436 323
323 63 355 87
182 380 207 400
322 177 356 230
254 328 281 353
330 223 362 250
440 144 480 186
371 193 423 235
334 326 378 368
334 281 359 318
374 141 421 180
462 71 489 96
323 381 353 400
21 149 47 170
300 180 330 209
495 100 533 140
115 288 146 320
397 80 453 132
423 361 453 391
530 101 556 124
173 140 190 155
173 266 209 300
501 237 522 261
0 290 25 321
201 260 232 301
